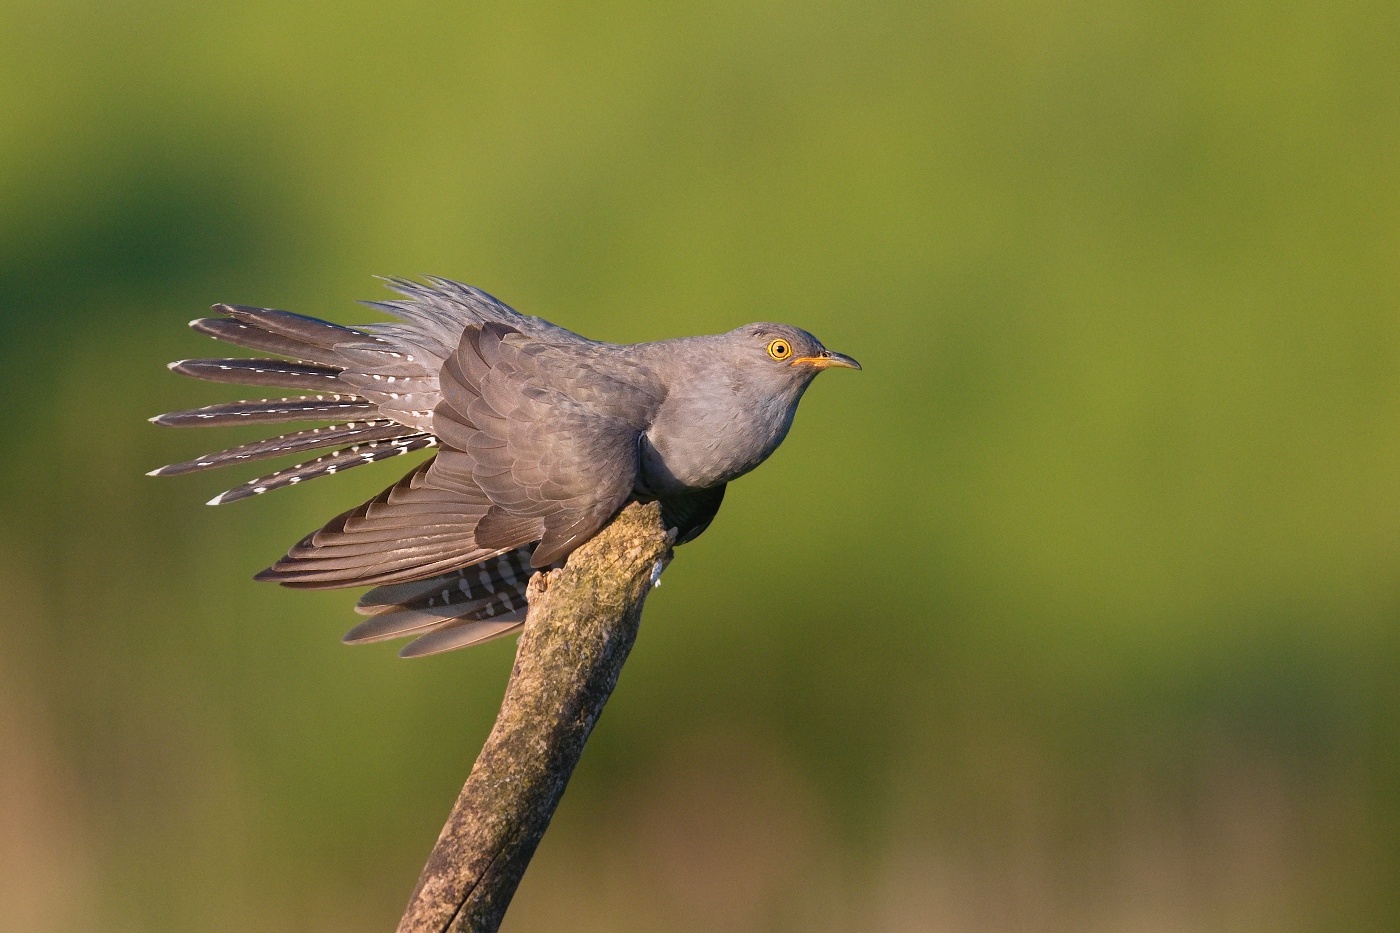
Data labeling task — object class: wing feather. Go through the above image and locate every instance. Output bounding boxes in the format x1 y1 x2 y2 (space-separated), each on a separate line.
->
431 323 664 566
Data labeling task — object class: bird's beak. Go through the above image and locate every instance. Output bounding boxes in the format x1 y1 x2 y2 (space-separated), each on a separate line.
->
792 350 862 371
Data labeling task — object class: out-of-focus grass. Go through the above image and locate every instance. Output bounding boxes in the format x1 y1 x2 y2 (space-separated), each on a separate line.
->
2 2 1398 931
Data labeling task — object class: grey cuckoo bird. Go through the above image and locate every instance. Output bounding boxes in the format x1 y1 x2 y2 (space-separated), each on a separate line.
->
150 277 860 657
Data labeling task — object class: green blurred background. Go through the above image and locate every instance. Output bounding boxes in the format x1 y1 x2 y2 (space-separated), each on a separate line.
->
2 2 1398 931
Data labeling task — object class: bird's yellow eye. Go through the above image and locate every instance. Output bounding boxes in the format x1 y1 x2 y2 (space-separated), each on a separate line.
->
767 338 792 361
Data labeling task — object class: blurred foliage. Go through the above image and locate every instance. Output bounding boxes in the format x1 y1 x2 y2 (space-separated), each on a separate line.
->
2 2 1399 931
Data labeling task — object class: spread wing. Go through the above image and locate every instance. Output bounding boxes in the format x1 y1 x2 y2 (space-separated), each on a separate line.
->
152 278 669 648
431 322 664 567
255 320 663 586
253 460 512 588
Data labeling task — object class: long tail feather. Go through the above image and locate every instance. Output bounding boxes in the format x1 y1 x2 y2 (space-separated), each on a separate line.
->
339 548 536 655
354 547 536 615
189 317 349 365
150 394 375 427
168 358 345 390
206 434 437 505
399 614 525 658
342 606 467 644
345 577 531 657
147 420 405 476
216 304 364 349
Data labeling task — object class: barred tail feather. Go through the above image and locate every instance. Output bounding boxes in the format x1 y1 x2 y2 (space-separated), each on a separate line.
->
397 614 526 658
342 603 478 644
146 420 405 476
189 317 350 365
215 304 365 352
205 434 437 504
150 394 376 427
342 593 525 646
354 547 536 615
344 548 538 656
168 358 345 390
152 305 445 505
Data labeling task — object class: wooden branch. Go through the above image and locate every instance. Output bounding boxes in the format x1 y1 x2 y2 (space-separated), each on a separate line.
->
395 501 675 933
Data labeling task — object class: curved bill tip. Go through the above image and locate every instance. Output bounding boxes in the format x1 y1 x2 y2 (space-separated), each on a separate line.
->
821 350 861 371
793 350 862 371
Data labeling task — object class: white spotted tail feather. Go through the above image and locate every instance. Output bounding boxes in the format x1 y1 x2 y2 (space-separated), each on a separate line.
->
149 304 438 506
149 284 560 656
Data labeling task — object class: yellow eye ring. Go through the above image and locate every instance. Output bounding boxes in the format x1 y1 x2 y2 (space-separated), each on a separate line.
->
767 338 792 361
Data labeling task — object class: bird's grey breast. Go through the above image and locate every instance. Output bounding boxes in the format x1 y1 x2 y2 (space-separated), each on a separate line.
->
633 338 807 496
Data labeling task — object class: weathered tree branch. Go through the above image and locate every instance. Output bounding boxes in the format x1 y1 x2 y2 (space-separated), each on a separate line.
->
395 501 675 933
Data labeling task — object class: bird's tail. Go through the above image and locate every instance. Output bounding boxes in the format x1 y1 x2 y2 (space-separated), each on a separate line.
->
148 305 437 504
341 546 542 657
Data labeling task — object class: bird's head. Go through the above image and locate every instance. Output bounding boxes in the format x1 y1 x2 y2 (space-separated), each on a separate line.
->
731 324 861 390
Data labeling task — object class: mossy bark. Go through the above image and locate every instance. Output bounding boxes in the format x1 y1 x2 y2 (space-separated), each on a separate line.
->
395 501 674 933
